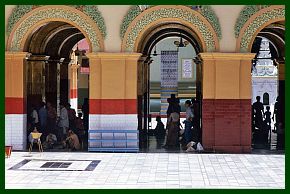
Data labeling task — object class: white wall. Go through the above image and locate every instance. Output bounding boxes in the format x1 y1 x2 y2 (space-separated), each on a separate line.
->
98 5 131 52
211 5 245 52
252 77 278 106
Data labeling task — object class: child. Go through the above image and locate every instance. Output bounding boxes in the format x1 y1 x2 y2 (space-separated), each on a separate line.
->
263 106 272 144
264 106 271 125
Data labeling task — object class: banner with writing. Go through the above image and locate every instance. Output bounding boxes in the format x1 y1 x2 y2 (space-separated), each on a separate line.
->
160 50 178 88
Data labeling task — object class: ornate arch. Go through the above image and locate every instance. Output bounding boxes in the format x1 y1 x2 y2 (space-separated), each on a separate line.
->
235 5 285 52
121 5 220 52
6 5 106 52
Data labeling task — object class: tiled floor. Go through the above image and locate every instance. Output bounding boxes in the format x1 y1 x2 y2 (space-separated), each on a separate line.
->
5 151 285 189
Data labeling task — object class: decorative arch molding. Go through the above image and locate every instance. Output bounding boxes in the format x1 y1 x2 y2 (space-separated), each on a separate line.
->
120 5 222 40
121 5 220 52
6 5 106 52
235 5 285 52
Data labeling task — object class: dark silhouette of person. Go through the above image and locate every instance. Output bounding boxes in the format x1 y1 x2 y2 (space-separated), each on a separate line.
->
272 96 281 132
166 94 181 116
166 94 181 134
38 102 48 134
66 103 77 133
191 97 201 143
155 116 165 149
47 102 57 135
252 96 264 130
264 106 271 126
165 102 181 148
273 96 284 150
184 100 193 146
263 106 271 145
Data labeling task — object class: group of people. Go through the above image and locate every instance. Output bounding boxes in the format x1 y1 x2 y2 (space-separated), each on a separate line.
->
252 96 284 149
154 94 202 152
28 100 88 151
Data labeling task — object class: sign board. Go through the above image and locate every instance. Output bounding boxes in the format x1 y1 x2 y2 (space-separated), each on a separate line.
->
160 50 178 88
182 59 193 78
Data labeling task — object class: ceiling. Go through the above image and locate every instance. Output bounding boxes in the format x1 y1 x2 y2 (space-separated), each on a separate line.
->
24 21 86 61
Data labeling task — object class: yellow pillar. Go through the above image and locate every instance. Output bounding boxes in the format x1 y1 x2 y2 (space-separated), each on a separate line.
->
5 51 28 150
87 52 142 115
86 52 142 151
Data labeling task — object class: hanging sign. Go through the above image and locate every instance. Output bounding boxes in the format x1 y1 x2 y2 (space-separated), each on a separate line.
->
160 50 178 88
182 59 193 78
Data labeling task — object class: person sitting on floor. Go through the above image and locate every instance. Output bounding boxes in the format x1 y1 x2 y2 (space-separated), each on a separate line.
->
43 133 57 150
155 116 165 138
63 129 80 151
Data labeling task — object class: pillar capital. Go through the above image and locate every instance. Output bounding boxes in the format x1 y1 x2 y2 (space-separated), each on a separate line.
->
199 52 255 61
87 52 142 61
5 51 28 58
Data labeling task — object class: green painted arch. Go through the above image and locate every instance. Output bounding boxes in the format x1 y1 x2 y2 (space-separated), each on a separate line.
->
120 6 142 40
234 5 271 38
120 5 222 40
121 6 220 52
236 6 285 52
7 5 106 52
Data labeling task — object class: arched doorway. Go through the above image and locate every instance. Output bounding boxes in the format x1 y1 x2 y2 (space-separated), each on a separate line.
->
121 5 220 152
24 21 91 150
5 5 105 151
236 5 285 151
137 29 203 152
250 22 285 150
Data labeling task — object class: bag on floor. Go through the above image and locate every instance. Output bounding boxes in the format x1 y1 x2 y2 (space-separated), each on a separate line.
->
196 142 204 151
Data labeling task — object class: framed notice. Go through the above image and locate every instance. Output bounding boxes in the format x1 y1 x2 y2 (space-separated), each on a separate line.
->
181 59 193 79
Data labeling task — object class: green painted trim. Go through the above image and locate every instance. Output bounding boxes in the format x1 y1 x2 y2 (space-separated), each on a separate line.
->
239 7 285 52
9 7 101 52
6 5 106 38
199 5 222 40
123 6 218 52
120 5 222 40
120 5 142 39
6 5 33 35
234 5 271 38
82 5 107 38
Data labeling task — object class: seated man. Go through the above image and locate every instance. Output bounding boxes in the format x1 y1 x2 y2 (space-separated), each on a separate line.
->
43 133 57 149
155 116 165 138
63 130 80 151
